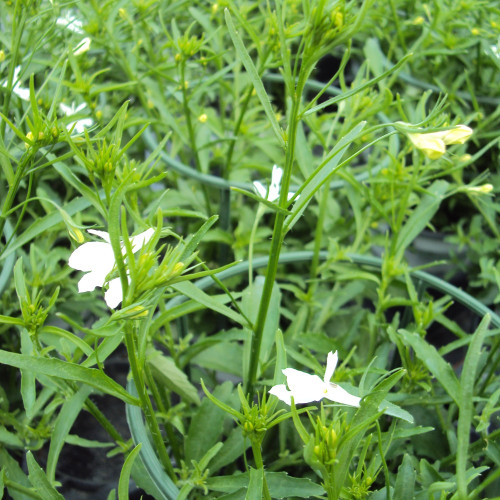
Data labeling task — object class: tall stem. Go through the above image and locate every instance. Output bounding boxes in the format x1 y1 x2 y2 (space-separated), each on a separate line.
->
124 325 176 480
251 441 271 500
180 61 212 216
246 77 304 396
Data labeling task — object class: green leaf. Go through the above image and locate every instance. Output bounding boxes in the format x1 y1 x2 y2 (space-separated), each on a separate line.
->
456 315 491 499
1 196 91 259
209 427 249 473
52 163 104 215
378 399 414 423
179 215 218 262
0 350 139 406
241 277 280 367
20 330 36 421
273 329 287 386
147 348 200 405
245 468 263 500
172 281 246 326
207 471 325 498
127 382 179 500
284 121 366 232
399 329 460 404
185 381 238 463
26 451 64 500
46 386 93 483
303 52 412 116
394 180 449 260
224 9 285 149
394 454 416 499
0 448 33 500
0 426 24 448
0 315 24 326
333 370 405 498
118 444 142 500
193 340 244 376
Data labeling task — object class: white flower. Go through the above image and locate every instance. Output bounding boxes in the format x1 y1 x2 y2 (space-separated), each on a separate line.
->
68 228 154 309
253 165 296 202
269 351 361 407
60 102 93 134
74 37 91 56
56 13 84 34
2 66 30 101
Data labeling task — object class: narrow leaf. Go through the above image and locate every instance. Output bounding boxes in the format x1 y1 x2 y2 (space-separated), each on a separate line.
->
399 329 460 404
225 9 285 148
147 348 200 405
246 468 263 500
46 386 93 483
0 350 139 405
118 444 142 500
26 452 64 500
457 315 491 499
172 281 246 326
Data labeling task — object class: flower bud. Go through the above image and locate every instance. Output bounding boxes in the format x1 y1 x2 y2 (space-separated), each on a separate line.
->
466 184 493 195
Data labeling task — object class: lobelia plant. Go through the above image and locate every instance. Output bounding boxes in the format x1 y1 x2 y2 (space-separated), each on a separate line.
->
0 0 499 499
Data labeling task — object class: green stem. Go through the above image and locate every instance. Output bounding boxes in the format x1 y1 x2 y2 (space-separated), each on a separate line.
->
84 398 127 449
3 480 42 500
246 75 304 396
124 326 176 480
0 152 33 239
248 204 265 286
180 61 212 216
306 184 329 302
144 361 182 465
251 441 271 500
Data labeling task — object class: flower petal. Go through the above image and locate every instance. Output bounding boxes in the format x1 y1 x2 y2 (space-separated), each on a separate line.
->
283 368 326 404
87 229 111 243
130 228 155 252
269 165 283 201
68 241 115 273
324 351 338 384
268 384 292 405
76 269 107 293
253 180 267 199
408 133 445 159
324 383 361 407
104 277 124 309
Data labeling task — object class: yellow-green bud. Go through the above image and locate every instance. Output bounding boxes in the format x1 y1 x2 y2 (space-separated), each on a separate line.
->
69 227 85 244
244 421 254 433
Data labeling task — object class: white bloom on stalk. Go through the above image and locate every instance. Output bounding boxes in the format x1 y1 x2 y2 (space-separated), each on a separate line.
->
269 351 361 407
60 102 93 134
68 228 154 309
2 66 30 101
253 165 296 202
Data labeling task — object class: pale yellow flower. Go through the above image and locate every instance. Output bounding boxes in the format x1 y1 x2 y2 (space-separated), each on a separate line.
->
407 125 473 159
